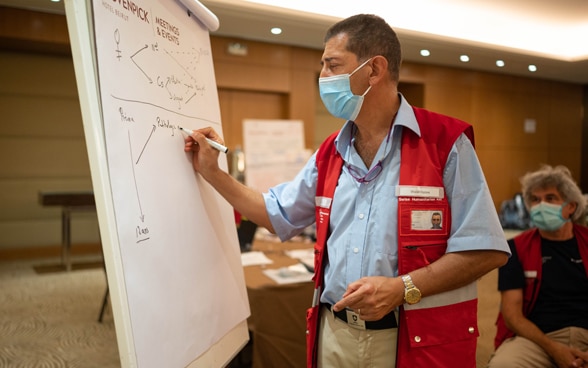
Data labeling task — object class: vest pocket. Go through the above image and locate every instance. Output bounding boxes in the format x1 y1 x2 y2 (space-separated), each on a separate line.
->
399 242 446 271
404 298 478 348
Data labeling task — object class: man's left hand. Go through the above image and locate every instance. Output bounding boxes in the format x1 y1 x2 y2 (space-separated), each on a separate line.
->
332 276 404 321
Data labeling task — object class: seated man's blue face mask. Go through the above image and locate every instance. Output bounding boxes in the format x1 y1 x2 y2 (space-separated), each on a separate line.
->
529 202 569 231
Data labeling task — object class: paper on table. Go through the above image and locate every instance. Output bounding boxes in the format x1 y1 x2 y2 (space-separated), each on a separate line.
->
285 249 314 271
262 263 313 284
241 251 274 267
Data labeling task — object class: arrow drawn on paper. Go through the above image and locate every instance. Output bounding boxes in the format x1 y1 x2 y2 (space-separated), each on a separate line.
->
136 125 156 164
130 44 152 83
128 130 145 222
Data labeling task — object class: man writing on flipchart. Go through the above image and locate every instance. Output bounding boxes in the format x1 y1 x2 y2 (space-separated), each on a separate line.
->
184 13 509 368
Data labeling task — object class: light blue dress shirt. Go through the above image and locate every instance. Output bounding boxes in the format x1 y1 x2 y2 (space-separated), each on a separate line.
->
263 95 510 305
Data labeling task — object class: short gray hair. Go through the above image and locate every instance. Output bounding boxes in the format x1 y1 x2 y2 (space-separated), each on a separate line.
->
324 14 402 82
520 164 587 222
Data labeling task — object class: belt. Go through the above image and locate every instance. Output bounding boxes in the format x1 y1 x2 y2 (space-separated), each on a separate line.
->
324 304 397 330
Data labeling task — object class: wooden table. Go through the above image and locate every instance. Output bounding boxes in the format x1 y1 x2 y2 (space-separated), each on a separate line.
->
38 191 96 271
244 238 315 368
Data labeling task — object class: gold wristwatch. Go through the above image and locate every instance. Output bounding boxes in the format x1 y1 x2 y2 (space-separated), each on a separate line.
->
401 274 422 305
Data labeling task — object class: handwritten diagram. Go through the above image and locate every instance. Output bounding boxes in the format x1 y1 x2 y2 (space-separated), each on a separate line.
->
129 41 210 108
104 26 221 245
85 1 249 367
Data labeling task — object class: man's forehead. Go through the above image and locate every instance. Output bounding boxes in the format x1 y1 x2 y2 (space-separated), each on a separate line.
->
532 187 561 197
322 34 353 60
325 32 348 48
321 52 355 66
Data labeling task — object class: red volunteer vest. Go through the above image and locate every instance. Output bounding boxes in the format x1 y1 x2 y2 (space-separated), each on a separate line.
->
306 107 476 367
494 225 588 348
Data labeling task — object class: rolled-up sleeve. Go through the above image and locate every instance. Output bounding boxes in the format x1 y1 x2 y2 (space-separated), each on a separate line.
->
263 153 319 241
444 134 511 255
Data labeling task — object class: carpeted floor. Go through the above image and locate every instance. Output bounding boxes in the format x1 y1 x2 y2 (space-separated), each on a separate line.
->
0 257 251 368
0 247 507 368
0 256 120 368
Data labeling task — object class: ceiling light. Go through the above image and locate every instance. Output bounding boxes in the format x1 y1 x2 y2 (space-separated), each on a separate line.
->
496 60 505 67
420 49 430 57
528 64 537 72
270 27 282 35
460 55 470 63
50 0 60 2
244 0 587 61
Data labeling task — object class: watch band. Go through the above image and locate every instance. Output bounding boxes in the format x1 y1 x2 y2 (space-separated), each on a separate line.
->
401 274 422 305
401 274 416 289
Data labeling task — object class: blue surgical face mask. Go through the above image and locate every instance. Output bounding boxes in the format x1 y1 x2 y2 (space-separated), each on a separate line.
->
319 58 372 121
530 201 570 231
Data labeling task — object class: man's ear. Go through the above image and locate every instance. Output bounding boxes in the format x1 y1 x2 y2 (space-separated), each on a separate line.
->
566 201 578 219
368 55 389 82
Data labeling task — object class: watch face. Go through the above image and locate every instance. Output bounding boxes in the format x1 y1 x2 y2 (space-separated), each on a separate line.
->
405 289 421 304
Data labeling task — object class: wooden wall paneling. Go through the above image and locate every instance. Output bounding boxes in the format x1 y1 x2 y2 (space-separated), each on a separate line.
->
1 12 585 252
416 63 477 91
471 71 516 93
424 82 474 124
473 89 548 205
0 52 77 96
472 87 549 150
211 36 291 67
0 6 70 54
511 74 554 95
218 89 290 177
219 89 288 150
470 88 512 149
398 62 429 84
508 92 551 151
289 47 346 149
289 46 322 70
289 68 316 149
0 138 90 178
0 96 84 137
510 147 551 191
213 40 322 151
289 47 322 149
479 146 548 209
548 150 582 181
547 90 583 150
218 89 240 149
476 148 513 207
212 36 291 92
214 62 290 92
399 62 476 122
398 83 424 108
218 89 232 140
0 51 95 250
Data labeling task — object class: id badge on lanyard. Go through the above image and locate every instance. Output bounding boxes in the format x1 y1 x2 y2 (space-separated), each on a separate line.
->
396 185 449 237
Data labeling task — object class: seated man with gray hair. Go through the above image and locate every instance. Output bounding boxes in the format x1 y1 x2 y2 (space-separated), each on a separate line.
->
488 165 588 368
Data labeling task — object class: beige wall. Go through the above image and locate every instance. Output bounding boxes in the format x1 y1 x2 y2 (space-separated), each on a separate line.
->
399 63 583 211
0 51 99 250
0 7 584 255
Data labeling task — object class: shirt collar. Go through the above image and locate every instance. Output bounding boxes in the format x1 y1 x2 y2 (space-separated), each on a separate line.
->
334 93 420 156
